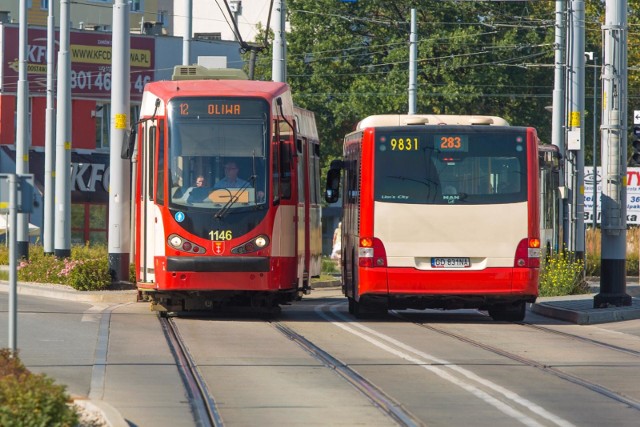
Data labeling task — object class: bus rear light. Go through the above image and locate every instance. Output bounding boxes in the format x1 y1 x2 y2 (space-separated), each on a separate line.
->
231 234 270 254
514 238 540 268
358 237 387 268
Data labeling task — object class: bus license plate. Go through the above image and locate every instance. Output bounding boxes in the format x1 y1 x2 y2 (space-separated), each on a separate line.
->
431 257 471 268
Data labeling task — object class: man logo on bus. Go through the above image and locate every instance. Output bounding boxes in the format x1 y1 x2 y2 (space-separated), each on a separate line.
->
213 241 225 255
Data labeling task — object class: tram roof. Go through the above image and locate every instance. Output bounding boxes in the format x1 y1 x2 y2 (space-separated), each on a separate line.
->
144 78 291 100
356 114 510 130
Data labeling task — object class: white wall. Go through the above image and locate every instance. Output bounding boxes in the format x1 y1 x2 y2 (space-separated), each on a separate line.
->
173 0 274 43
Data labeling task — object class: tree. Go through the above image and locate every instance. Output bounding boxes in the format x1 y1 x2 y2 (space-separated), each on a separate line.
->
244 1 638 178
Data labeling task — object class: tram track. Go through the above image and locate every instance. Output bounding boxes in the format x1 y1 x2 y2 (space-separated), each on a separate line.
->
271 321 424 427
519 321 640 358
159 316 224 427
394 311 640 412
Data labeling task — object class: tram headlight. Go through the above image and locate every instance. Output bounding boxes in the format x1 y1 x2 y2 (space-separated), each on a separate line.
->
231 235 270 254
169 235 182 247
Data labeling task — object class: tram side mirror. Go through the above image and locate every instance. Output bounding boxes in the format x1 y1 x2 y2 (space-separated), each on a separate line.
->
325 166 342 204
121 127 136 160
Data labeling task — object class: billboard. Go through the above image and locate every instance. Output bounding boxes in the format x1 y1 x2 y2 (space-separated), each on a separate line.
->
1 25 154 101
584 167 640 225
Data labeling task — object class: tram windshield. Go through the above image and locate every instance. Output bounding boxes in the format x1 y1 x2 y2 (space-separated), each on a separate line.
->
374 127 528 205
167 97 269 210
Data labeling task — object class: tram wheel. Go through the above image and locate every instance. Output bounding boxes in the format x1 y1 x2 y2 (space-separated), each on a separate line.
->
488 302 526 322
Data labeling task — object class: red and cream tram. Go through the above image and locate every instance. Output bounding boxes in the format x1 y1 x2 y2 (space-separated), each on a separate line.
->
126 66 321 313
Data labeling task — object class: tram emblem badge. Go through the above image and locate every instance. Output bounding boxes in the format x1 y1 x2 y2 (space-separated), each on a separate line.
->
213 241 225 255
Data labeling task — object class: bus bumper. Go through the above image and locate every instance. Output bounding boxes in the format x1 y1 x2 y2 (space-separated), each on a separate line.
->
358 266 538 309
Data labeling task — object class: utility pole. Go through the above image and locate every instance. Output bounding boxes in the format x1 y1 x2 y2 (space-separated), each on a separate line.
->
551 0 567 249
272 0 286 83
584 52 598 229
408 9 417 115
108 0 131 284
55 0 72 258
566 0 586 260
183 0 192 65
16 0 30 260
596 0 631 307
44 0 55 255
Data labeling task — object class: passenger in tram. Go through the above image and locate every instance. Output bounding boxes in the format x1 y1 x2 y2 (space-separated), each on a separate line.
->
186 175 212 203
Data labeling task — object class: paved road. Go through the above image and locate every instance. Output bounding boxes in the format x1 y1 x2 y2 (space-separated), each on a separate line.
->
2 282 640 426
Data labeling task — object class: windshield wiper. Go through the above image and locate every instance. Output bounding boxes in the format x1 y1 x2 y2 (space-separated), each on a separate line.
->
214 175 257 219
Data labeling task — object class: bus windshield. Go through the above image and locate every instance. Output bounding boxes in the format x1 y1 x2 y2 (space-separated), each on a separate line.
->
374 126 528 205
167 97 269 210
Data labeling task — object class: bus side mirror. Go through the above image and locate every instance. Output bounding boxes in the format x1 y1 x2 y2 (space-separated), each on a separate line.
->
325 168 341 204
121 127 136 159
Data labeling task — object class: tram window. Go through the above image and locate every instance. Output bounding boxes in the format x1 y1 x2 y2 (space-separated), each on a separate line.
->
156 122 165 204
147 125 155 201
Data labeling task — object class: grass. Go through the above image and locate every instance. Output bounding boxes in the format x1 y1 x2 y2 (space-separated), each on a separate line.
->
585 227 639 276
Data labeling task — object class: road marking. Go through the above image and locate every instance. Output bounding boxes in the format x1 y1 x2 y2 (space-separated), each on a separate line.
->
316 303 574 427
82 304 110 322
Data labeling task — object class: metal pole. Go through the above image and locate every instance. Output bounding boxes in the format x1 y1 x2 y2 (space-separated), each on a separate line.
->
596 0 631 307
44 0 56 255
16 0 30 260
55 0 72 258
408 9 417 115
108 0 132 283
566 0 586 259
592 54 598 228
8 174 17 356
551 0 567 250
183 0 192 65
272 0 286 82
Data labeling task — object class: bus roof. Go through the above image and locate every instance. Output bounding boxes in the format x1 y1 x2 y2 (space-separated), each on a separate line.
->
355 114 510 130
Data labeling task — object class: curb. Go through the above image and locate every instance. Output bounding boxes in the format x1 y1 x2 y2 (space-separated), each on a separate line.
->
311 279 341 289
73 398 129 427
0 281 137 304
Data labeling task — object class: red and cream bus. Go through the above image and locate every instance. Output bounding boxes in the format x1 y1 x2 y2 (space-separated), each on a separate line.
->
125 66 322 314
325 114 542 321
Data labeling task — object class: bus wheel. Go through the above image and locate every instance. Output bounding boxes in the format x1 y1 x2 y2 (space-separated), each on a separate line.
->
348 297 356 314
488 302 526 322
351 298 386 319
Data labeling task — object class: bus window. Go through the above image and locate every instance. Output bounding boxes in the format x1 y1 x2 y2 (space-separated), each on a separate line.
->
374 128 527 205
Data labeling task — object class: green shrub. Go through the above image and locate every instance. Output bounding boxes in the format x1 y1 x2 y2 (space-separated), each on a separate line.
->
0 349 78 427
67 258 112 291
539 250 589 297
321 256 339 274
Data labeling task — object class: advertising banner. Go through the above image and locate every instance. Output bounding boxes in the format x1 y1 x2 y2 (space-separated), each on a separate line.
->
2 25 154 101
584 167 640 225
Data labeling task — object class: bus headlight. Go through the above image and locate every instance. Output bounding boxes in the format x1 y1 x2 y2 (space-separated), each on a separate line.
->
255 236 267 248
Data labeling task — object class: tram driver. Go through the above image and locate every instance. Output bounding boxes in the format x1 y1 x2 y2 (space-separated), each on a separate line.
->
214 161 265 202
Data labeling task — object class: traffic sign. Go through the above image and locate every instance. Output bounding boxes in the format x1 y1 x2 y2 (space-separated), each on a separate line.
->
635 110 640 124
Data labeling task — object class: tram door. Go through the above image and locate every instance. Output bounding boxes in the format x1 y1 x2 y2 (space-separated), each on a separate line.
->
139 120 162 283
